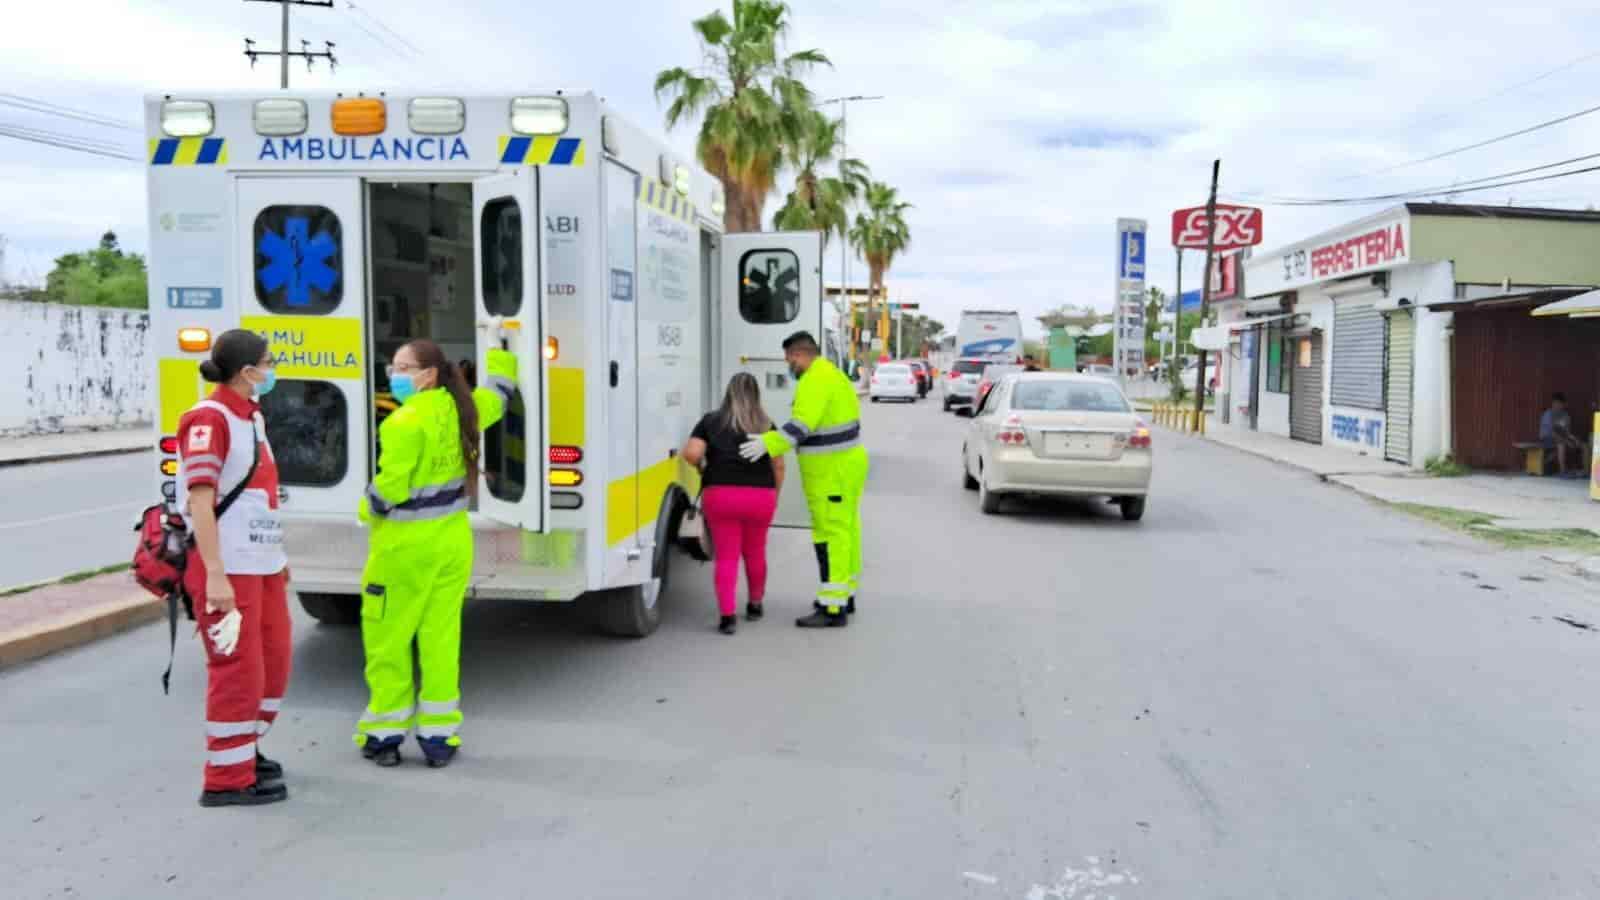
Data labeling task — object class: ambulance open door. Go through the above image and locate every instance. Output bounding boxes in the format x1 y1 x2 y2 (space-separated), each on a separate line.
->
472 168 549 532
719 231 824 528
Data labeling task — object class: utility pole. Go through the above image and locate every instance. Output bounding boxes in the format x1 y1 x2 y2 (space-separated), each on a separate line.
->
1193 159 1220 422
244 0 338 89
1172 248 1183 377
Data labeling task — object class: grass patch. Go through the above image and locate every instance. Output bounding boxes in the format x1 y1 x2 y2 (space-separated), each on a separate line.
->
1 563 130 598
1390 503 1600 553
1424 454 1471 477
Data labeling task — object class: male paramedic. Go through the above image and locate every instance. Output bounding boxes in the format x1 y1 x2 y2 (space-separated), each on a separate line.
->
739 331 869 629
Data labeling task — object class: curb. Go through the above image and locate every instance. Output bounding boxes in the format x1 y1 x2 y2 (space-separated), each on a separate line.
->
0 445 151 469
0 594 163 669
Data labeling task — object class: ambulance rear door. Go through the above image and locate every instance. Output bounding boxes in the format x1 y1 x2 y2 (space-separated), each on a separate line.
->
236 177 370 516
472 168 550 532
719 230 823 528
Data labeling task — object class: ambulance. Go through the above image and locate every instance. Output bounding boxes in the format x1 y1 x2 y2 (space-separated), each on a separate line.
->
145 91 822 636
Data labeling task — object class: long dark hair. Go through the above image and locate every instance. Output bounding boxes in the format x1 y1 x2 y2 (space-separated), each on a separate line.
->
716 372 772 435
200 329 268 384
401 339 481 498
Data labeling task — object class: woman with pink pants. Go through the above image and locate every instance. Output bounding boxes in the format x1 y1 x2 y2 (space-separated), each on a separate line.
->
682 373 785 634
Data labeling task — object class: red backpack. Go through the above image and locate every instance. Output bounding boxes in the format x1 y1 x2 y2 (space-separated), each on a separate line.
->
132 429 257 693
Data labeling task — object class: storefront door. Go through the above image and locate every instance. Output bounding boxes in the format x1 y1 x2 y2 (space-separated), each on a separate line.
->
1291 333 1323 444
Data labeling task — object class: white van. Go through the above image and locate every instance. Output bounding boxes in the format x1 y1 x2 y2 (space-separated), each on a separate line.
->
144 91 823 636
957 310 1023 363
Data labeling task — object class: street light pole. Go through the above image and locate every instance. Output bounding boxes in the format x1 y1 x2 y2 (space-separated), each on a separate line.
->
819 94 883 363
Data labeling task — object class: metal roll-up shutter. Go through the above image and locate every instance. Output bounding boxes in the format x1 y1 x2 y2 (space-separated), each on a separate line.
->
1330 297 1384 409
1384 311 1414 464
1290 333 1323 443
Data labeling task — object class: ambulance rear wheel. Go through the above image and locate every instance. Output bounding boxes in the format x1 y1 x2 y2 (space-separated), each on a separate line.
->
587 584 661 638
298 591 360 626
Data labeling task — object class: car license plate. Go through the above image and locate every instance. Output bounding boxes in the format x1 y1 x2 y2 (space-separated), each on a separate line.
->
1045 432 1111 457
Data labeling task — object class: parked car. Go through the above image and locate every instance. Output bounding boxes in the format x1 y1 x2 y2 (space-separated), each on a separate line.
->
1082 364 1116 378
961 372 1152 520
869 363 919 402
943 357 991 413
900 359 932 398
975 363 1023 410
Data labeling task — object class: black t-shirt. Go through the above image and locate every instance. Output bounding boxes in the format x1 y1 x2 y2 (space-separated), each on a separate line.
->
691 412 777 489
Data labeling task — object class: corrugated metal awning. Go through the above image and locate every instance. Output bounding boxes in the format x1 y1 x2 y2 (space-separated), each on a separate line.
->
1226 312 1298 331
1532 288 1600 318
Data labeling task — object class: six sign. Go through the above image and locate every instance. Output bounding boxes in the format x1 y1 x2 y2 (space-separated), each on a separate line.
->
1171 204 1264 250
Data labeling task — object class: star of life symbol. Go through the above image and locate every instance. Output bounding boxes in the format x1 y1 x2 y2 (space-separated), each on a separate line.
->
257 216 338 307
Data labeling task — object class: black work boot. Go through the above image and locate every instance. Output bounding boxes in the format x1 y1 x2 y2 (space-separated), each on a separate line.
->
255 751 283 783
718 614 738 635
417 736 458 769
361 737 403 768
796 607 848 628
199 781 288 808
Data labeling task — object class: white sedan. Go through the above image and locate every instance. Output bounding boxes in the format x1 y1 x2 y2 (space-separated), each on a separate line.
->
961 372 1152 520
869 363 919 402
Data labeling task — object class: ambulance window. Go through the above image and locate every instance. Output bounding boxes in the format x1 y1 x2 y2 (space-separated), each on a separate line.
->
259 381 348 486
739 249 800 324
480 197 523 316
483 387 526 502
253 206 344 314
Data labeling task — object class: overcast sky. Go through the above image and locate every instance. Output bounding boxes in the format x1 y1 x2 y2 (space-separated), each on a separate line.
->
4 0 1599 334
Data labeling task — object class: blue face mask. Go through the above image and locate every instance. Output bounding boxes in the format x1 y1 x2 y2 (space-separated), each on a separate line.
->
389 372 417 404
250 367 277 397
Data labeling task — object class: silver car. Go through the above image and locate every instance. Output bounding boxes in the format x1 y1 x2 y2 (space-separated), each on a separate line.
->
943 357 990 413
961 372 1153 520
869 363 919 402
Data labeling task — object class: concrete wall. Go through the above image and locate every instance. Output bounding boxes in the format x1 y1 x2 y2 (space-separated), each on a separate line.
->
1399 262 1456 467
0 300 152 436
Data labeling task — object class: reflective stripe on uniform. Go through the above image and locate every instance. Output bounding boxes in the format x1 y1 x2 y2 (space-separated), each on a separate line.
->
360 706 415 724
356 705 415 741
416 724 460 739
780 419 811 446
486 374 515 402
419 698 460 716
185 454 224 470
260 697 282 712
255 720 273 736
798 434 862 454
206 720 258 738
207 743 256 766
365 478 468 521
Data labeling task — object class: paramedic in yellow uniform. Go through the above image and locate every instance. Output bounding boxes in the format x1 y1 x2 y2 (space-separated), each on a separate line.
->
355 339 517 768
740 331 868 629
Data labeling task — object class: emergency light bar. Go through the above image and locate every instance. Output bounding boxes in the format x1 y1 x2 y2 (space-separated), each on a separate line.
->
408 97 466 135
161 100 214 137
511 97 567 135
253 98 307 136
332 98 386 136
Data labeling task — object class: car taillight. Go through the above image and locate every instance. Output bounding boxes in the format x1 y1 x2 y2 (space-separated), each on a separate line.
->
998 415 1026 445
1129 422 1152 449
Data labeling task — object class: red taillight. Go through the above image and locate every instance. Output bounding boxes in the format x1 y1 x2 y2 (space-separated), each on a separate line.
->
159 436 179 454
1129 422 1152 449
549 445 584 465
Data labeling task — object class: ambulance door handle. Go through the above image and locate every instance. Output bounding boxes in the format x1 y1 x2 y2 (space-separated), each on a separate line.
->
609 361 619 388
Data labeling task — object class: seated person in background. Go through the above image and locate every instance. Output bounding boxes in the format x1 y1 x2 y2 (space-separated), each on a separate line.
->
1540 392 1586 477
1022 355 1043 372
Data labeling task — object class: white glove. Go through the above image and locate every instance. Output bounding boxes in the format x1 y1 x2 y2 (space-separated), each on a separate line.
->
207 609 242 657
738 435 769 462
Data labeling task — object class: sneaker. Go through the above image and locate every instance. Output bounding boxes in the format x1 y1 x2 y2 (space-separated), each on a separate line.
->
255 752 283 783
199 781 288 808
745 602 765 621
718 614 738 635
360 738 403 768
795 608 848 628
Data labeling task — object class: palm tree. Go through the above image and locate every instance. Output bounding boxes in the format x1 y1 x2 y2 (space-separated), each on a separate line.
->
655 1 829 232
772 110 870 247
848 182 912 364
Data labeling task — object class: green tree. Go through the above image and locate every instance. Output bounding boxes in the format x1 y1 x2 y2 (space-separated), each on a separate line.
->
44 230 147 308
655 0 829 232
773 109 870 247
848 181 912 349
887 312 943 358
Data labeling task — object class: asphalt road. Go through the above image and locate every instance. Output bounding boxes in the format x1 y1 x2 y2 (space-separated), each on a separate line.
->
0 452 152 591
4 401 1600 899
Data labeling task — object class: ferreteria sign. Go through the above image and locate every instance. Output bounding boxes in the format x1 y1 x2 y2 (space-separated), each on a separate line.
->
1247 210 1410 295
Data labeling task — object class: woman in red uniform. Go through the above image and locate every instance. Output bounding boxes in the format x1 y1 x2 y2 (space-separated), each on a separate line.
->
176 329 292 807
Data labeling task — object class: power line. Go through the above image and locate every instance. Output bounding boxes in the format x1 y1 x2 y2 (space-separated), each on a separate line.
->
345 1 422 57
1238 150 1600 205
0 93 139 132
1334 99 1600 182
0 121 132 155
244 0 338 88
0 125 138 162
1402 49 1600 134
1243 161 1600 207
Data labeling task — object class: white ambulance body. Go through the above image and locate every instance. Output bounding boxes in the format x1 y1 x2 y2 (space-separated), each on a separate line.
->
145 91 822 636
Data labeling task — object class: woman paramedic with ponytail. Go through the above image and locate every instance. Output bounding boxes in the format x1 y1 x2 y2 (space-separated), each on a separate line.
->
355 339 517 769
177 329 292 808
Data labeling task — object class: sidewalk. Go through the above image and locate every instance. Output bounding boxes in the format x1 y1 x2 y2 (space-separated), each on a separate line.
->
0 425 153 466
1180 422 1600 578
0 571 160 668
